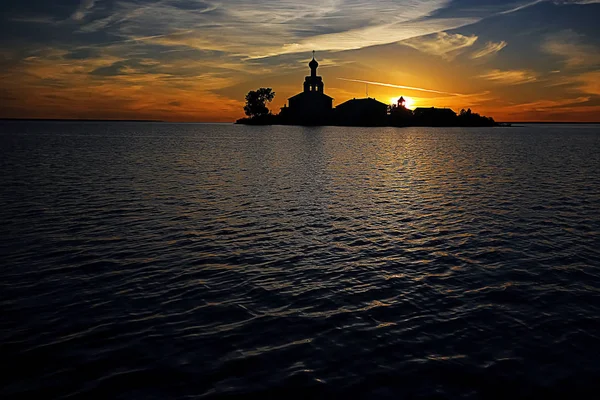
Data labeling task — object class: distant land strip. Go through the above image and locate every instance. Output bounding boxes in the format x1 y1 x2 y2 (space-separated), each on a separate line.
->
1 119 599 124
505 121 600 124
0 118 164 122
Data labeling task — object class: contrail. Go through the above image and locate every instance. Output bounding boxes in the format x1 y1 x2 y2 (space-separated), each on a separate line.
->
337 78 464 96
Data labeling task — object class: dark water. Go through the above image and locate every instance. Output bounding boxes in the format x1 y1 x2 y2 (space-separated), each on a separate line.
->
1 121 600 399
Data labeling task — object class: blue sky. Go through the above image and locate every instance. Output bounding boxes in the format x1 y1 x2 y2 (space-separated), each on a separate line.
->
1 0 599 121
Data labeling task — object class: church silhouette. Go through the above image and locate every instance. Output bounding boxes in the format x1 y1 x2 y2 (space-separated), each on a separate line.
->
279 51 334 125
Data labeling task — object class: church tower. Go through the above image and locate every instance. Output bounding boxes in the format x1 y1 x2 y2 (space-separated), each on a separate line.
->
284 51 333 125
303 51 324 93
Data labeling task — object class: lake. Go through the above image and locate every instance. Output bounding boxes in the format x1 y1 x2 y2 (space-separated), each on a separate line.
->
1 121 600 398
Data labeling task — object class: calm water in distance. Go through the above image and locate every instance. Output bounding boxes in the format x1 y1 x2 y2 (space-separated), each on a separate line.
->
1 121 600 399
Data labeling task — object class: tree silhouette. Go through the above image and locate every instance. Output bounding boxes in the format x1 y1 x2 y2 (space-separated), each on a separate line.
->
458 107 495 126
244 88 275 118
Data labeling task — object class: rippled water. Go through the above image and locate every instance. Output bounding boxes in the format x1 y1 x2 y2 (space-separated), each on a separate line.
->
1 121 600 399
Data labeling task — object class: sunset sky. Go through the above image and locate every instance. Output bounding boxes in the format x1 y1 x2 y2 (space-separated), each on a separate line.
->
1 0 599 122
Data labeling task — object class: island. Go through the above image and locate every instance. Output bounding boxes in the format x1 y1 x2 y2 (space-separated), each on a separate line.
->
237 53 498 127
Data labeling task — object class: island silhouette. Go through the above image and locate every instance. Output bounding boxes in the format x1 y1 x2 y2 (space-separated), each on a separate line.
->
237 52 498 127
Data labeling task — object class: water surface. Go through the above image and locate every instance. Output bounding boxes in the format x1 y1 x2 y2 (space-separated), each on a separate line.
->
1 122 600 398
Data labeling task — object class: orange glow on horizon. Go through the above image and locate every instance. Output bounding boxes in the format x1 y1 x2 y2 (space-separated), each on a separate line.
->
2 39 600 123
390 96 416 109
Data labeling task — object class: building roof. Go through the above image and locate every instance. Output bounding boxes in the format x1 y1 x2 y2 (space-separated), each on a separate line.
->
336 97 388 108
288 91 333 101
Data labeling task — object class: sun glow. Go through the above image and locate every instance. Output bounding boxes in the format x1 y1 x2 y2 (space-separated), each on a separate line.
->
391 96 415 109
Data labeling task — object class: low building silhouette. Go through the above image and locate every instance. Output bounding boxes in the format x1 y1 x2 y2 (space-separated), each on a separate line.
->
280 52 333 125
335 98 388 126
413 107 457 126
389 100 413 127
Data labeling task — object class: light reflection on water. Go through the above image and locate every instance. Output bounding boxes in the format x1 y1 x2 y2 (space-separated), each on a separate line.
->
1 122 600 398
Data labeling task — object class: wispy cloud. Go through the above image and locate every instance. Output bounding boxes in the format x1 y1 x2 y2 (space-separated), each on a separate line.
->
479 69 538 85
337 78 464 96
471 41 507 59
498 0 546 15
264 18 481 57
0 45 242 121
72 0 482 58
401 32 478 60
576 71 600 95
553 1 600 4
72 0 97 21
542 29 600 68
504 96 590 111
551 70 600 95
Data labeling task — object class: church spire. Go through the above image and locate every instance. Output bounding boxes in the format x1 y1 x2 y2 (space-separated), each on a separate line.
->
303 51 324 93
309 50 319 76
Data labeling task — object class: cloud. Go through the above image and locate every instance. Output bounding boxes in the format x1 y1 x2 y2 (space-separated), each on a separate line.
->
553 71 600 95
576 71 600 95
90 61 129 77
10 16 59 25
337 78 464 96
553 1 600 4
479 69 538 84
542 29 600 68
64 47 100 60
470 41 507 59
504 96 590 111
0 46 242 121
72 0 97 21
401 32 478 60
264 18 480 58
72 0 481 58
498 0 546 14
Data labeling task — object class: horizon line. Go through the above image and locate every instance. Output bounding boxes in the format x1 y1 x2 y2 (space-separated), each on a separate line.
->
2 118 600 125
